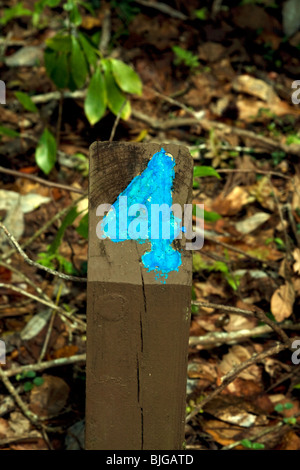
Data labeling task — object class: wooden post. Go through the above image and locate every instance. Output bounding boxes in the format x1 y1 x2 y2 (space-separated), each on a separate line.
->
86 142 193 450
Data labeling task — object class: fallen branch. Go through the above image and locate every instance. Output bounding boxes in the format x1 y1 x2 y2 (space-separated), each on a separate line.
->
0 221 87 282
5 353 86 378
0 366 62 433
186 341 288 422
0 165 85 195
134 0 188 20
1 193 87 261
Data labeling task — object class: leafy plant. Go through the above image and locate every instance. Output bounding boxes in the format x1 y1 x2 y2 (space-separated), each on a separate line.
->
240 439 265 450
274 402 297 425
35 128 57 174
172 46 199 69
193 253 240 291
194 8 208 20
0 2 32 26
16 370 44 392
15 91 38 113
37 206 87 274
2 0 143 174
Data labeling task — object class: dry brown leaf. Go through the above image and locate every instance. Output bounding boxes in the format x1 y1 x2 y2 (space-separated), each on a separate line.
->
293 248 300 275
29 375 70 417
219 345 261 382
270 282 295 322
212 186 250 216
292 277 300 295
201 419 240 446
224 314 257 333
232 75 279 103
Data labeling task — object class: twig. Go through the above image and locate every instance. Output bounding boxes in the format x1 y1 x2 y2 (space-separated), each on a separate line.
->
186 341 288 422
131 110 300 157
0 260 47 302
0 165 85 195
109 100 127 142
189 324 274 347
56 91 64 147
0 282 86 330
2 193 87 261
99 8 111 55
0 282 64 313
191 300 296 345
221 422 284 450
5 354 86 378
39 282 63 362
0 366 62 432
0 221 87 282
134 0 188 20
204 234 277 268
217 168 290 181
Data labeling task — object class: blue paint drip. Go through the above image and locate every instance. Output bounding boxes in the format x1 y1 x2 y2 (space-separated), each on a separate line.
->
101 148 182 281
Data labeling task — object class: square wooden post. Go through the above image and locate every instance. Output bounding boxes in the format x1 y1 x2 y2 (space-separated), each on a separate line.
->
86 142 193 450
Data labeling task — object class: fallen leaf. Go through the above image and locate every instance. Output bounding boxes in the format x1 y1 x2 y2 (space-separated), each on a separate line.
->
232 74 278 103
293 248 300 274
212 186 250 216
270 282 295 322
235 212 271 234
219 345 261 382
224 314 257 333
278 431 300 450
29 375 70 417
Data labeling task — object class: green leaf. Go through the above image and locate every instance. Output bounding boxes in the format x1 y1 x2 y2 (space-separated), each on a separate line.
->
192 205 221 222
76 212 89 239
172 46 199 69
0 126 20 138
25 370 36 379
78 32 98 68
286 135 300 145
193 166 221 179
70 36 88 89
252 442 265 450
204 209 221 222
44 49 69 89
241 439 252 449
283 402 294 410
194 8 208 20
14 91 38 113
110 58 142 95
274 403 284 413
50 35 72 52
46 34 72 52
70 4 82 26
293 383 300 389
84 67 106 125
24 381 34 392
58 255 76 274
0 3 32 26
283 416 297 425
48 206 79 254
102 60 131 119
35 128 57 174
33 376 44 387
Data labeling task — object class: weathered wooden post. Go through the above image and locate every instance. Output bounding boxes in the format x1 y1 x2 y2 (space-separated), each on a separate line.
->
86 142 193 450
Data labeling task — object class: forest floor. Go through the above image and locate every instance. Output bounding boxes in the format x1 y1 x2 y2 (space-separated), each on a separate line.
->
0 0 300 450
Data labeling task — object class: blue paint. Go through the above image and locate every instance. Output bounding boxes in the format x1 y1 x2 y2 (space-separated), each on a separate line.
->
101 148 182 281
